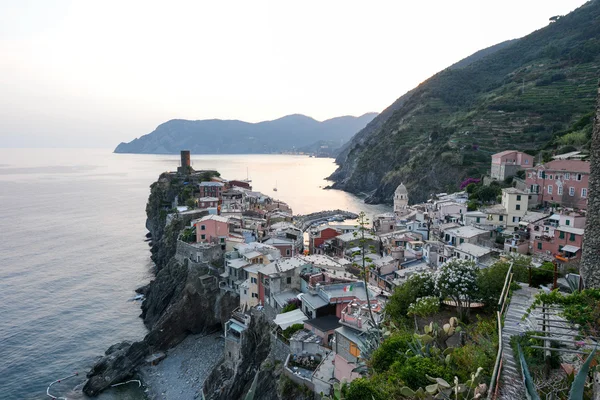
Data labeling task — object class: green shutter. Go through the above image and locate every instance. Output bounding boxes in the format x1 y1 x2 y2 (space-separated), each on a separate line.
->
537 242 542 250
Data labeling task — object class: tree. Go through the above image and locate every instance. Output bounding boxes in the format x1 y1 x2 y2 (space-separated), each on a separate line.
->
581 84 600 289
386 272 435 322
435 260 478 320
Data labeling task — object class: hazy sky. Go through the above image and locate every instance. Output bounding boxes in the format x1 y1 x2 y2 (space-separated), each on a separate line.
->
0 0 589 148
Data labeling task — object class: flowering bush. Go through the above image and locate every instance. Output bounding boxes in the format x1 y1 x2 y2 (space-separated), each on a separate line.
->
386 272 435 322
459 177 481 190
435 260 479 320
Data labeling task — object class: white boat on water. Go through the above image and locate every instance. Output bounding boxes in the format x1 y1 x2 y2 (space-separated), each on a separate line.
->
273 181 278 191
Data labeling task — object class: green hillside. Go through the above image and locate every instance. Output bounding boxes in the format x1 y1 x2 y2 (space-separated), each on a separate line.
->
331 0 600 203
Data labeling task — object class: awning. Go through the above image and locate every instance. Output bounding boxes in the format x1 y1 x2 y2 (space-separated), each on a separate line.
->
562 245 580 253
273 309 308 330
228 321 246 333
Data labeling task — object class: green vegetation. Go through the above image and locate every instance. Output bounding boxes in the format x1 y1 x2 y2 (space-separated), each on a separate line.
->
281 323 304 339
334 1 600 203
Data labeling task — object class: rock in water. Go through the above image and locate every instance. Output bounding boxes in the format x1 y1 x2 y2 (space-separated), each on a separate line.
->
83 341 149 396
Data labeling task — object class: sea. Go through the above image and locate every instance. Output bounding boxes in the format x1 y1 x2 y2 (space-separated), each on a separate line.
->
0 148 389 399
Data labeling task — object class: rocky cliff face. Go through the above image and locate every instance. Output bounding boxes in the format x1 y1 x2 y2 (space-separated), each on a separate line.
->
330 1 600 204
203 310 273 400
83 173 238 396
581 82 600 288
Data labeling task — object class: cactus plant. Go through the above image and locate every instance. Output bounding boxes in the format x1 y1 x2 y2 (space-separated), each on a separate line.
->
398 368 487 399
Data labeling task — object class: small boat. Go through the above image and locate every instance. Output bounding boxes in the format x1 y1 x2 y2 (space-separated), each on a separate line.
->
129 294 145 302
273 181 278 191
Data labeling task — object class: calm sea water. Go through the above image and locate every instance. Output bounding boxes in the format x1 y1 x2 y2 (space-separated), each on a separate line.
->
0 149 389 399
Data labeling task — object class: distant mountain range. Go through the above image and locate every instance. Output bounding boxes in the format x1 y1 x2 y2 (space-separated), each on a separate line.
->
114 113 377 154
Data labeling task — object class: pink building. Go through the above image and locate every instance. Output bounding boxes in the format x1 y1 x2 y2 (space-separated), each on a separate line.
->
532 225 584 261
197 197 219 209
491 150 534 180
525 160 590 210
195 215 230 244
198 181 224 199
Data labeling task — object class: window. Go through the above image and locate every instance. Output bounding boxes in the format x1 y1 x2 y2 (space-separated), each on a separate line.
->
570 233 576 242
459 238 465 244
513 217 519 223
577 174 582 181
252 293 258 298
200 225 206 231
547 185 553 194
565 173 570 180
251 277 257 284
476 217 481 223
569 187 575 196
558 245 563 252
286 249 291 256
537 242 542 250
525 159 529 165
517 195 521 201
559 231 565 239
349 342 360 357
201 234 206 240
558 186 563 195
582 188 588 198
556 175 560 181
499 215 504 221
516 204 521 210
538 170 544 178
286 277 292 284
549 175 553 180
220 238 225 243
244 289 247 295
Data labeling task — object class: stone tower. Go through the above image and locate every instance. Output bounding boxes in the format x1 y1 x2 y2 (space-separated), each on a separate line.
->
394 183 409 216
581 83 600 289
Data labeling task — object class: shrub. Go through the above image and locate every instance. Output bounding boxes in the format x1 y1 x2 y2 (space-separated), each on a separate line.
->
282 298 301 313
344 378 385 400
386 273 435 322
370 333 413 373
281 323 304 339
391 356 452 390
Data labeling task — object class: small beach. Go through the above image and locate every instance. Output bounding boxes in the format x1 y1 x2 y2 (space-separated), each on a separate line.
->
139 333 224 400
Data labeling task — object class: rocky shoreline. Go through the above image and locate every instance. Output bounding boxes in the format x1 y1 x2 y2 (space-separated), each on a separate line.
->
83 172 239 397
138 333 224 400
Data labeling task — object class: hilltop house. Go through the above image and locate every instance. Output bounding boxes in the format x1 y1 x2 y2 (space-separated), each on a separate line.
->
525 160 590 210
490 150 534 181
194 215 231 245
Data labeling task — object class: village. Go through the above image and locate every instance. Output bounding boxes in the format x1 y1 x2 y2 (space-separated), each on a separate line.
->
163 149 591 398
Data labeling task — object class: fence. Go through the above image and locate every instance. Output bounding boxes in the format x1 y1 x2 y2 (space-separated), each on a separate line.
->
487 263 514 399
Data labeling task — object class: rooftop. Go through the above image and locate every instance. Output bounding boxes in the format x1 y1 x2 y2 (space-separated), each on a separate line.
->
273 289 301 308
556 226 585 235
481 204 507 215
455 242 492 258
304 315 342 332
536 159 590 173
198 197 219 202
336 231 378 243
502 187 527 195
521 211 551 223
199 181 224 187
301 293 329 310
273 309 308 330
198 214 230 224
228 258 250 269
444 226 488 238
290 329 322 344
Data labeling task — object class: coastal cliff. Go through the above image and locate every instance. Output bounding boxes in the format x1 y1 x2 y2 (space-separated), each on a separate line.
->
83 172 238 396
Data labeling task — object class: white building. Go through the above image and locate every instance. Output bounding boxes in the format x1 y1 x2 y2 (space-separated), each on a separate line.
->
394 183 409 216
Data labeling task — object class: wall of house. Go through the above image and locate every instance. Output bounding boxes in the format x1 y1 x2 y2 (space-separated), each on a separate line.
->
196 220 229 243
290 340 322 356
175 240 223 264
333 353 361 383
525 165 589 210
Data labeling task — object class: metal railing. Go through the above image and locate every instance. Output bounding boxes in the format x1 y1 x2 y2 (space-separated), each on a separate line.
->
487 263 514 399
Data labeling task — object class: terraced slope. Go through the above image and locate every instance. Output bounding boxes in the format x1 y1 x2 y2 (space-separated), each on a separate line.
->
331 0 600 203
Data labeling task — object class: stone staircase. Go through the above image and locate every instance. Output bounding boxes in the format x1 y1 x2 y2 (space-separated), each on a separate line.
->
498 283 541 400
